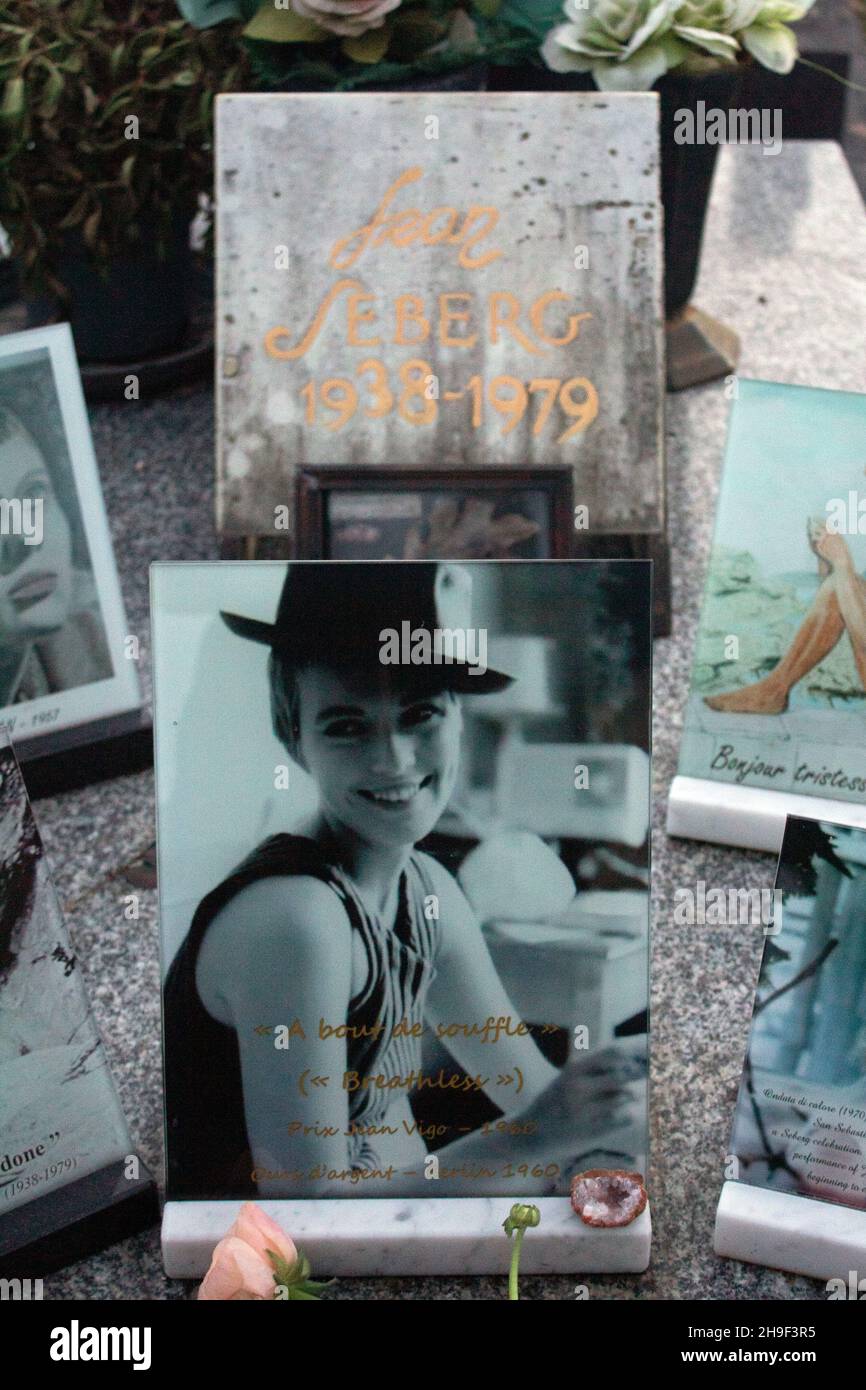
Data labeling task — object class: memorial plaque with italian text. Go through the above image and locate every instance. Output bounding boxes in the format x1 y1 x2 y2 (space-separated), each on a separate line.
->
728 816 866 1212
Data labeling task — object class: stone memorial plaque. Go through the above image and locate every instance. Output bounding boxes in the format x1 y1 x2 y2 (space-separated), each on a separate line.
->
0 735 156 1274
668 379 866 852
715 816 866 1282
152 558 652 1275
216 93 665 553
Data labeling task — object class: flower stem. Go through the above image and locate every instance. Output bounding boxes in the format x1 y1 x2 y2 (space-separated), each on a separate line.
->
508 1228 525 1301
796 57 866 94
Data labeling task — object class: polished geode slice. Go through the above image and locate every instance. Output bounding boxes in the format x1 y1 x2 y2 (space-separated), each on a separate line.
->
570 1169 648 1228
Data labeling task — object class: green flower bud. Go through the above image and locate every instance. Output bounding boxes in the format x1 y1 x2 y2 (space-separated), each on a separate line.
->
503 1202 541 1237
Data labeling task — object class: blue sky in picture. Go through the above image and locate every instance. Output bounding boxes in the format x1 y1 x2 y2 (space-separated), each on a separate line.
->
714 378 866 580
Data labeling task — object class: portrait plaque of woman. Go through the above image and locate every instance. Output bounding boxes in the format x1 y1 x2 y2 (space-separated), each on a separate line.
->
153 559 651 1202
0 326 141 751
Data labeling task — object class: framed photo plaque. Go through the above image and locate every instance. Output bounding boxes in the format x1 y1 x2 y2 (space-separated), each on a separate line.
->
715 815 866 1281
0 734 157 1275
0 325 146 788
295 466 573 560
668 379 866 851
152 559 652 1275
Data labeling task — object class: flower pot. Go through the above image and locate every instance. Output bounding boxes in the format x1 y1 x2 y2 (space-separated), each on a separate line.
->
656 67 743 318
26 215 193 365
0 256 19 309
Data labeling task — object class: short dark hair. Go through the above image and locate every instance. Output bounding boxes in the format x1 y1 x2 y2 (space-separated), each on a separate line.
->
268 652 460 762
269 652 303 761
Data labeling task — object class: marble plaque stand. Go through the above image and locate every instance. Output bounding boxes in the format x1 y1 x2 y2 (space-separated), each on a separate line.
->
163 1197 652 1279
714 1181 866 1283
667 775 866 854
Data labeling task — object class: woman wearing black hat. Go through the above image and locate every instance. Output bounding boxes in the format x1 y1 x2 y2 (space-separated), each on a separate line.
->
163 562 642 1199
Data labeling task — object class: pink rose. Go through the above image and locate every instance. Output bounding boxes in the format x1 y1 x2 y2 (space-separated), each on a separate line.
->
198 1203 299 1301
292 0 403 38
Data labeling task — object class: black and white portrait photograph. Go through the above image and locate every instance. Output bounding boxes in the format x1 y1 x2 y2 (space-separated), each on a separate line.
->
0 325 140 748
153 560 651 1202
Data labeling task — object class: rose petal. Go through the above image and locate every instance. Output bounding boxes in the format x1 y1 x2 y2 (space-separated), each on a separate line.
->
228 1203 299 1270
292 0 400 36
541 29 597 71
593 40 671 89
727 0 764 27
197 1236 276 1300
621 0 676 58
672 23 740 57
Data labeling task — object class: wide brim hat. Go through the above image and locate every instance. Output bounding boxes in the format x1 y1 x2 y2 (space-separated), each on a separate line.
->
220 561 514 695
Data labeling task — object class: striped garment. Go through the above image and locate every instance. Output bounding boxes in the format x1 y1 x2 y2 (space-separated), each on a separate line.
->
163 833 440 1198
327 854 440 1169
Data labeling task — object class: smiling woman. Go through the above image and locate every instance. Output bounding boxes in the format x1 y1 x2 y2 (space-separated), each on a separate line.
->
158 559 652 1206
160 560 649 1202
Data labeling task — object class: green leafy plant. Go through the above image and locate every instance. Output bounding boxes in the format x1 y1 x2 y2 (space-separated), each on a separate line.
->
0 0 249 298
177 0 560 91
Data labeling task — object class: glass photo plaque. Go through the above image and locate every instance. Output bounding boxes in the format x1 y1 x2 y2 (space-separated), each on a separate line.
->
716 815 866 1281
0 734 155 1274
669 379 866 851
152 560 653 1274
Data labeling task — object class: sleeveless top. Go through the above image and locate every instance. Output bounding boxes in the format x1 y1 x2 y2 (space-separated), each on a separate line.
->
163 833 440 1199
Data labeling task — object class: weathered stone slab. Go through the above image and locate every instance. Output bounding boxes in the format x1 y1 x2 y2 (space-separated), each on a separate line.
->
216 92 665 542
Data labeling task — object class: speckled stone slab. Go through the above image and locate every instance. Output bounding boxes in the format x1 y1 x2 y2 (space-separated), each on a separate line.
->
37 141 866 1300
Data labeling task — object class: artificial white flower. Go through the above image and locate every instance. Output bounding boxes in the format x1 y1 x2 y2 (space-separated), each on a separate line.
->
541 0 814 87
291 0 402 39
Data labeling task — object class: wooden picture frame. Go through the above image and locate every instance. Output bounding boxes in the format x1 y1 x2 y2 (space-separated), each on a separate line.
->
295 467 574 562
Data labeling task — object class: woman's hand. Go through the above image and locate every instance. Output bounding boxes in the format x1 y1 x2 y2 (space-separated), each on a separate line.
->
515 1041 647 1156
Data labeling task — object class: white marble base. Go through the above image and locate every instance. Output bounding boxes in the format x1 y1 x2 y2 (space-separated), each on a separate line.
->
667 776 866 854
163 1197 652 1279
714 1181 866 1283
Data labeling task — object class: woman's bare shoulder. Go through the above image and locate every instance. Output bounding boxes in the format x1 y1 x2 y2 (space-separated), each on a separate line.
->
196 874 352 1008
411 851 492 982
413 851 475 925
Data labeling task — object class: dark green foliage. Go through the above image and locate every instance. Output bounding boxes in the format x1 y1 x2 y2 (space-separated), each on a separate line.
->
244 1 545 91
0 1 249 297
